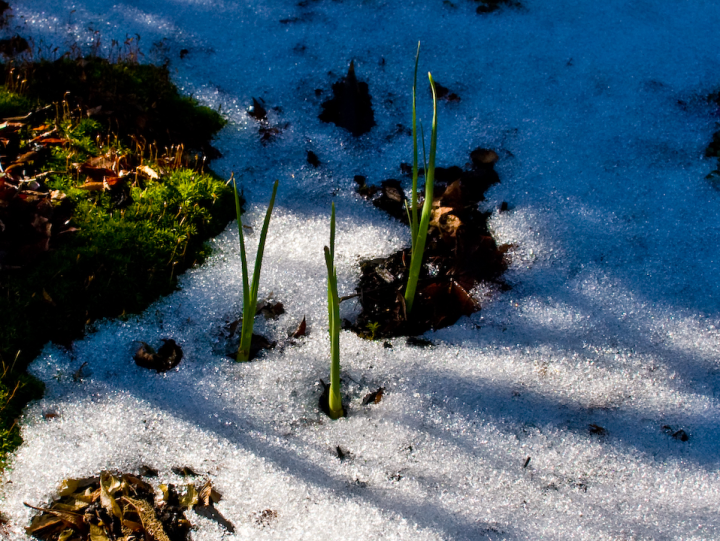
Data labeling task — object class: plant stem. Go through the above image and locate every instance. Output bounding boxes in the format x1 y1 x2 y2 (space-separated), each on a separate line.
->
235 179 279 362
410 42 421 251
324 203 343 419
404 72 437 314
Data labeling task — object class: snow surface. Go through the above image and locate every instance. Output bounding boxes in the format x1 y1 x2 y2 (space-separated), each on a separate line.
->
3 0 720 538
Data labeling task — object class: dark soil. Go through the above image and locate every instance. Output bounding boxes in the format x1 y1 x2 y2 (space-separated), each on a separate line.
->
473 0 520 14
318 380 346 418
351 148 509 338
246 97 288 145
319 61 375 136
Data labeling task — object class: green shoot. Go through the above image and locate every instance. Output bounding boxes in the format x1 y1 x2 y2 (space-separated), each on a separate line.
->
409 42 421 251
404 71 438 314
323 203 344 419
233 178 279 362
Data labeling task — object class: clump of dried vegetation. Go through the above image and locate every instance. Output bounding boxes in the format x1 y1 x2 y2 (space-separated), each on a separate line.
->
23 471 232 541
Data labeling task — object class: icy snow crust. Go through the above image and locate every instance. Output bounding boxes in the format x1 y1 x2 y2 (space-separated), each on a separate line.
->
4 0 720 538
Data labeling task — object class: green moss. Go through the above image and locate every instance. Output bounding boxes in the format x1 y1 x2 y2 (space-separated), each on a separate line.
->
16 57 225 154
0 87 35 119
0 371 43 469
0 56 236 468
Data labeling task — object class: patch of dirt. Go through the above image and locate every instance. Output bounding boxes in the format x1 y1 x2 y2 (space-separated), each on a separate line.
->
246 97 288 145
351 148 510 338
319 61 375 136
473 0 521 14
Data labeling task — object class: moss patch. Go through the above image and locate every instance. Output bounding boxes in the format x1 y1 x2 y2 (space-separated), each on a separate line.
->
0 58 234 468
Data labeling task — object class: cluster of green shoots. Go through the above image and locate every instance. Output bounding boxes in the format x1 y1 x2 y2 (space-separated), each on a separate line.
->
232 177 279 363
232 45 438 421
404 42 438 314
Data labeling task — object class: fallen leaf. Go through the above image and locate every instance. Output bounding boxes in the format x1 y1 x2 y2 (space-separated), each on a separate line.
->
100 472 122 519
42 288 56 306
25 513 66 537
134 339 183 372
256 300 285 319
291 316 307 338
23 502 85 531
57 528 76 541
136 165 159 180
439 179 464 208
88 523 110 541
362 387 385 406
76 181 104 191
119 518 142 532
198 480 222 506
103 177 124 189
36 138 70 145
121 474 153 495
428 204 454 230
178 484 198 510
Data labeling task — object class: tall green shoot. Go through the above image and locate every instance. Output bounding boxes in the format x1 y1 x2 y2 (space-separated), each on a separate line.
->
323 203 343 419
404 71 438 314
233 178 279 362
408 42 421 251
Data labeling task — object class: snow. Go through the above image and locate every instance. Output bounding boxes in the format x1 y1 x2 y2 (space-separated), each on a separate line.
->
3 0 720 538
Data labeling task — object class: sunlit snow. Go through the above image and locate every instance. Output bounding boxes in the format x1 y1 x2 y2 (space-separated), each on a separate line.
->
3 0 720 539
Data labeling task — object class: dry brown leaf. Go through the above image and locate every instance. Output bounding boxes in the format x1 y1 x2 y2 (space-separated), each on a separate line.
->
450 281 477 315
178 484 198 510
57 528 76 541
121 474 153 495
103 177 124 189
52 500 89 513
77 181 104 191
57 479 79 497
99 472 122 519
441 214 462 238
121 519 143 532
291 316 307 338
42 289 55 307
88 523 110 541
439 179 463 208
29 128 56 141
36 138 70 145
198 480 223 507
25 513 65 537
429 205 454 230
137 165 159 180
23 502 85 531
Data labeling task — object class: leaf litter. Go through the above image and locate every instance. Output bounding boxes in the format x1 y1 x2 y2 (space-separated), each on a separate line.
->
24 472 232 541
352 147 510 338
